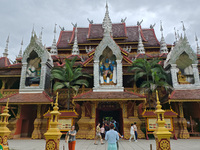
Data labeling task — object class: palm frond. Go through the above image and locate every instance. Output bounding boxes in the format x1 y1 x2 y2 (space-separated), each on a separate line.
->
53 82 65 91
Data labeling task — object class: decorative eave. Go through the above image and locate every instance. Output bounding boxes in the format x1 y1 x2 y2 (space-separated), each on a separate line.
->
44 110 78 118
167 89 200 103
73 90 146 102
0 91 53 104
142 109 178 118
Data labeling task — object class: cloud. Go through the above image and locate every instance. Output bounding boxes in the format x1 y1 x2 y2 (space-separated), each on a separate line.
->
0 0 200 61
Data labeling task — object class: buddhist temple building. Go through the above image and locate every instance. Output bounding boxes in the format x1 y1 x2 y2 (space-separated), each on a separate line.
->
0 3 200 139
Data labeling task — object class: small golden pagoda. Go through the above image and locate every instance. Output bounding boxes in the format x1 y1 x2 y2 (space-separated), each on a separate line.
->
154 90 171 150
44 93 62 150
0 98 11 150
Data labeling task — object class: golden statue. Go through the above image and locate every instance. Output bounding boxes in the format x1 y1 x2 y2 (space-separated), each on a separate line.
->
177 71 190 84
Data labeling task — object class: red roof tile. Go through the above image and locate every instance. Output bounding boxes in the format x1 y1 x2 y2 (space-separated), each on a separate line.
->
0 91 53 104
73 90 145 101
125 26 146 42
44 110 78 118
88 23 127 39
169 89 200 100
0 57 11 67
69 28 89 44
142 110 178 117
142 29 160 46
57 31 73 48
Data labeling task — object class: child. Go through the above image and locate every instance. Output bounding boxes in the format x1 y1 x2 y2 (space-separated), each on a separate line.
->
100 124 105 139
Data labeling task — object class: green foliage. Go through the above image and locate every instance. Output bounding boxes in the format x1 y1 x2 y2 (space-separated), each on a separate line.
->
51 57 91 109
129 58 172 108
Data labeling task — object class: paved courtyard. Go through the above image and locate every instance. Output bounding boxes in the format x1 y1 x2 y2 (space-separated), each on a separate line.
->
7 138 200 150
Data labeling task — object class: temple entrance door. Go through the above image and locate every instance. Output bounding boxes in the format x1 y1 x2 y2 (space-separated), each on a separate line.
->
96 102 123 135
20 105 37 138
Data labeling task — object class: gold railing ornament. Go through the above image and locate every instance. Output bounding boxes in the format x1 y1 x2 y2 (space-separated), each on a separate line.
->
44 92 62 150
153 90 171 150
0 98 11 150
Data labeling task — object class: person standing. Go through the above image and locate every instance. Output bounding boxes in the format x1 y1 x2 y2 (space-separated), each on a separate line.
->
94 123 104 145
100 124 105 139
65 126 76 150
105 123 119 150
133 122 138 142
105 123 110 135
129 123 135 142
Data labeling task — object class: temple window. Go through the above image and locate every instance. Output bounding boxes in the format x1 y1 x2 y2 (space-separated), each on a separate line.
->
25 51 41 86
176 52 194 84
99 47 117 85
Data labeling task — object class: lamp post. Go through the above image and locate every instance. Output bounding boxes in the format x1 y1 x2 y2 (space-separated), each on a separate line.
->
153 90 171 150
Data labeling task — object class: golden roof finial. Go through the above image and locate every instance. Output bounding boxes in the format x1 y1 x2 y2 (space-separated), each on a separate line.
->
155 90 162 110
156 90 159 103
55 92 58 104
6 98 9 108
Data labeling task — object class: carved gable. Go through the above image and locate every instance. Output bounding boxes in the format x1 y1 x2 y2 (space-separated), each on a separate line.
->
19 35 53 93
164 37 200 90
93 35 124 92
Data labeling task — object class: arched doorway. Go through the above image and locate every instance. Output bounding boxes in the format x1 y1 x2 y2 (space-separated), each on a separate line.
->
96 102 123 135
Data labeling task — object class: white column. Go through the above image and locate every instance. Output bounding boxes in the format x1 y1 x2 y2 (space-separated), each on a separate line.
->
40 62 46 89
19 62 28 89
116 60 123 87
93 61 100 88
171 64 178 87
192 64 200 86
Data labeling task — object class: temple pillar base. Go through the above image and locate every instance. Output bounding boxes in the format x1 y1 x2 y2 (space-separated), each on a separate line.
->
31 118 42 139
41 118 48 139
174 118 180 138
8 118 18 139
86 120 95 140
123 118 131 139
76 117 93 139
179 117 189 139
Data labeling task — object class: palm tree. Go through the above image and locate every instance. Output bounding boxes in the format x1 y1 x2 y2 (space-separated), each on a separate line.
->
129 58 172 109
51 57 91 110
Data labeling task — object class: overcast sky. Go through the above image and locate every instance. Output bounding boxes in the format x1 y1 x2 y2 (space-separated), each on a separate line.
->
0 0 200 62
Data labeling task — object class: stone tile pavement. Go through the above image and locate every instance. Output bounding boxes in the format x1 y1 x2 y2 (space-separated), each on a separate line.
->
8 138 200 150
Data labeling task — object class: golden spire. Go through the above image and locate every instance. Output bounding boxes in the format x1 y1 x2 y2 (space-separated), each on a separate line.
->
155 90 162 111
6 98 9 108
53 92 59 111
55 92 58 104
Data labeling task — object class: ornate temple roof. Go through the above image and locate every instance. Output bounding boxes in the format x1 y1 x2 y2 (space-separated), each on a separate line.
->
0 91 53 104
169 89 200 101
73 90 146 101
56 24 158 49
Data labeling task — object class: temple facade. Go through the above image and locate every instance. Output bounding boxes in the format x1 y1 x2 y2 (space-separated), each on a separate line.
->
0 3 200 139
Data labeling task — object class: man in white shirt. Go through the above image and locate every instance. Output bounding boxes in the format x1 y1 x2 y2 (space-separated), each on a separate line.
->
129 123 135 142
